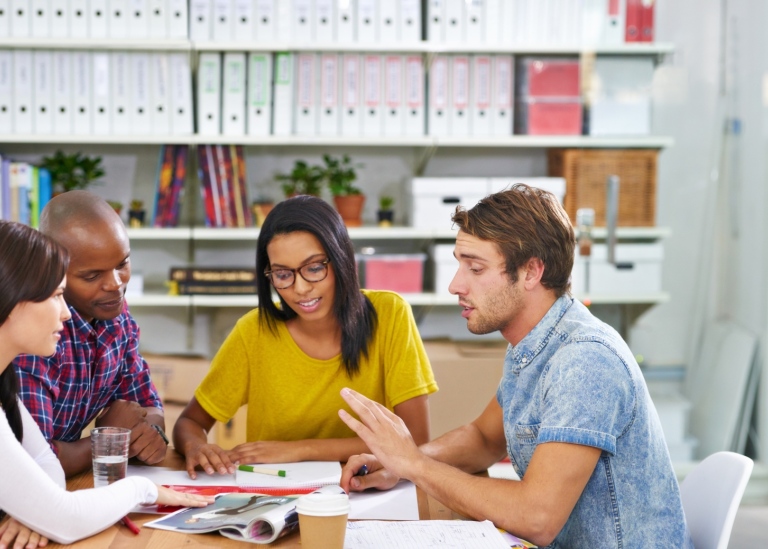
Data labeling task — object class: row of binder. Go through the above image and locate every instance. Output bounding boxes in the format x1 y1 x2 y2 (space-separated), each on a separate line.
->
190 0 421 44
0 50 193 136
0 158 51 228
0 0 190 39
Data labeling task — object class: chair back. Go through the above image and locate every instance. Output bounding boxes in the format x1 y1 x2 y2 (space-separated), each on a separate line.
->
680 451 753 549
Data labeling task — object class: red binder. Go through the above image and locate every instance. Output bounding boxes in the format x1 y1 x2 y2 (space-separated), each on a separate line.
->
625 0 642 43
640 0 655 42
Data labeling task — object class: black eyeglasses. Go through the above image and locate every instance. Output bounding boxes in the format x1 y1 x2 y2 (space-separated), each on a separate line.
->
264 259 331 289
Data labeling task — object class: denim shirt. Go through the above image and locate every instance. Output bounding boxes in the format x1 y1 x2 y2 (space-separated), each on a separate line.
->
497 296 693 549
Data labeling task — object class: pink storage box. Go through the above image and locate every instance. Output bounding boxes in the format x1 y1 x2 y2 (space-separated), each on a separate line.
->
519 58 581 97
359 254 426 293
515 99 582 135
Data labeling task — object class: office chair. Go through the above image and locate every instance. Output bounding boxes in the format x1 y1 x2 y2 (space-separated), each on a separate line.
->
679 451 754 549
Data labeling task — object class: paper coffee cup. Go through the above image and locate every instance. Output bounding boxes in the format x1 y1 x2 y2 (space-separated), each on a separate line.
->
296 492 350 549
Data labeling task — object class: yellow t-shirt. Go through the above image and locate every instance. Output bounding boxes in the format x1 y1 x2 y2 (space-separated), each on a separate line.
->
195 290 438 441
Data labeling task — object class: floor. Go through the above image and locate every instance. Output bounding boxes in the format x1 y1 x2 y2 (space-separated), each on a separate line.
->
728 505 768 547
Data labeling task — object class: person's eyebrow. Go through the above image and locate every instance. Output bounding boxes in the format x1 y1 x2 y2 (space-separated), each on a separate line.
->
269 253 327 268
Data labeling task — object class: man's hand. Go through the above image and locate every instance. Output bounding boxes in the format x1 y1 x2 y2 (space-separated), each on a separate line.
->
338 388 423 481
95 400 165 464
95 400 146 430
0 517 48 549
340 453 401 493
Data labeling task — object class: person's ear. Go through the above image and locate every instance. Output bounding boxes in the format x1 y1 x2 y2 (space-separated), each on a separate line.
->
522 257 545 289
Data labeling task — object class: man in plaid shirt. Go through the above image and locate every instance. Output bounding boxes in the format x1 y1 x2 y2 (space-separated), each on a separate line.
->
13 191 168 477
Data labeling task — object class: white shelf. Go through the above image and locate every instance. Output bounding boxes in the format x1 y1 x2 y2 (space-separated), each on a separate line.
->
0 38 191 51
0 134 194 145
191 135 435 146
436 136 675 148
126 294 191 307
577 292 671 305
127 228 192 240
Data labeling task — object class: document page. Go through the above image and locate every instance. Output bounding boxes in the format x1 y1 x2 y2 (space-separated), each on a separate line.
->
343 520 509 548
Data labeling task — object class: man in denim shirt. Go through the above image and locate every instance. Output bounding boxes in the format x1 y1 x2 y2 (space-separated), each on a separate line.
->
338 185 693 548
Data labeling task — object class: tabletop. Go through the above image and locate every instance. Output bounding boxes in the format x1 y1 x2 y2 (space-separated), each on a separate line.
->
46 448 461 548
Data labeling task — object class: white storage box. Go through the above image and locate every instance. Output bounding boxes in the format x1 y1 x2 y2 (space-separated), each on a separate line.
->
432 244 457 295
409 177 488 229
588 57 654 136
488 177 566 204
571 242 664 296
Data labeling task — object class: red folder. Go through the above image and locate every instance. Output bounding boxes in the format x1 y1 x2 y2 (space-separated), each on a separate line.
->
625 0 642 43
640 0 655 42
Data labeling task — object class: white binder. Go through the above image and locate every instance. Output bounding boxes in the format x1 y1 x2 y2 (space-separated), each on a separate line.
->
426 0 444 42
465 0 484 43
130 52 151 134
32 50 54 134
499 0 515 45
12 49 33 133
31 0 52 38
315 0 334 42
196 52 222 135
603 0 625 45
129 0 150 37
294 52 317 136
246 52 272 136
470 55 491 136
168 0 189 38
272 52 294 135
148 0 168 38
356 0 377 43
378 0 397 43
427 54 449 136
335 0 354 42
89 0 108 37
254 0 275 41
0 51 10 130
150 53 171 135
382 55 403 136
221 52 246 136
483 0 499 44
340 53 361 136
92 52 111 135
449 55 470 136
399 0 420 43
233 0 254 41
169 52 193 134
403 54 424 136
108 0 128 38
292 0 313 42
10 0 30 36
318 53 338 136
444 0 464 43
491 54 512 136
362 54 382 136
72 51 92 135
69 0 88 37
189 0 212 40
110 52 131 134
212 0 233 42
53 50 73 134
49 0 69 37
0 0 9 37
275 0 292 41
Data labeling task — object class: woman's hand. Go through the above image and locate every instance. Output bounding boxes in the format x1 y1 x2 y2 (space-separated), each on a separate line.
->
0 517 48 549
227 441 303 465
182 441 237 479
155 486 215 508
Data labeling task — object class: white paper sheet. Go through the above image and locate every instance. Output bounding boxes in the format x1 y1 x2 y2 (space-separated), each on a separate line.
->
349 481 419 521
343 520 509 548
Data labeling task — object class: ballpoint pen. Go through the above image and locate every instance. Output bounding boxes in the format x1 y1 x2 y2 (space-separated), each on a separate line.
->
120 516 141 535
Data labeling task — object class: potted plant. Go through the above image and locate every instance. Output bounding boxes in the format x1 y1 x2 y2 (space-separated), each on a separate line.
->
40 150 105 194
275 160 324 198
128 200 146 228
106 200 123 216
322 154 365 227
377 195 395 227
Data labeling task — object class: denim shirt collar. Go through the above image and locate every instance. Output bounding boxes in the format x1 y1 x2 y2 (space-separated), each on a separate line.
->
509 294 574 370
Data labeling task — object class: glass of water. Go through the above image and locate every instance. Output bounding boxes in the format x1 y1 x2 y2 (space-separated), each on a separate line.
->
91 427 131 488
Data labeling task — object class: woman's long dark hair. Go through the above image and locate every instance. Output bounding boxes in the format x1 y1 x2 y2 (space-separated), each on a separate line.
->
0 221 69 442
256 196 377 377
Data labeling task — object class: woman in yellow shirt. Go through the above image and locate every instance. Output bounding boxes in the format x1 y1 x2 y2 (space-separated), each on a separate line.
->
173 196 438 478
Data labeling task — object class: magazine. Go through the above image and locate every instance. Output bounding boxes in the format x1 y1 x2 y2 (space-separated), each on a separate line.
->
145 486 345 544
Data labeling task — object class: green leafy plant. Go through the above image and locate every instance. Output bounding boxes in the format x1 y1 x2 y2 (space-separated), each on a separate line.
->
40 150 105 193
130 199 144 212
322 154 362 197
106 200 123 213
275 160 324 197
378 195 394 211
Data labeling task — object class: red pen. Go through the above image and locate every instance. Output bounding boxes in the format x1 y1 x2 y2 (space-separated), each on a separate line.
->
120 516 141 535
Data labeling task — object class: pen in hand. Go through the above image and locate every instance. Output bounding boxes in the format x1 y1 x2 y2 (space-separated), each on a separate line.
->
356 464 368 477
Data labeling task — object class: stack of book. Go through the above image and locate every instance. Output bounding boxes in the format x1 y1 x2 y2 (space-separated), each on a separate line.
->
197 145 253 228
0 156 51 228
152 145 188 228
169 267 257 295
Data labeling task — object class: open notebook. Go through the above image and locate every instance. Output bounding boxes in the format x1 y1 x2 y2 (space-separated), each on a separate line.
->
235 461 342 491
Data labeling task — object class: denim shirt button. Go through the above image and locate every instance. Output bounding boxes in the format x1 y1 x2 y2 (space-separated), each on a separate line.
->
521 356 528 364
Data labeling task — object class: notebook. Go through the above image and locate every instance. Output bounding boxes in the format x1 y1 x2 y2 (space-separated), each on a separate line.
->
235 461 342 491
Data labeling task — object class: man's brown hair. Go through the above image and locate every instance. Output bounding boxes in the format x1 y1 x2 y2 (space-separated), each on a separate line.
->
451 184 575 296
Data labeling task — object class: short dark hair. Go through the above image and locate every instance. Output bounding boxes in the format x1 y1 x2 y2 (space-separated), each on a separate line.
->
0 221 69 442
255 196 376 377
452 184 575 296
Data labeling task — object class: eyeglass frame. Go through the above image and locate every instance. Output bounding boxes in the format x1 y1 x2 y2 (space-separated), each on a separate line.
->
264 259 331 289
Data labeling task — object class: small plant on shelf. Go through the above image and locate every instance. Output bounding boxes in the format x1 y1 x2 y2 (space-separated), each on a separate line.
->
275 160 324 198
106 200 123 215
128 200 146 228
377 195 395 227
40 150 105 194
323 154 365 227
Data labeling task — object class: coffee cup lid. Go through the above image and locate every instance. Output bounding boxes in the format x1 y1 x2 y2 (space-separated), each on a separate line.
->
296 493 350 516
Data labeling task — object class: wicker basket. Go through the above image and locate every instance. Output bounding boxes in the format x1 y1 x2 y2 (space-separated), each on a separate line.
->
548 149 657 227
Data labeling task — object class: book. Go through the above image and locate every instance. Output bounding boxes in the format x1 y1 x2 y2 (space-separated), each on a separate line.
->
146 485 346 544
169 267 257 295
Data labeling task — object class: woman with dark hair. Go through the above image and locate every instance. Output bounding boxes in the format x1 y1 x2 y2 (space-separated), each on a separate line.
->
0 221 212 548
174 196 437 478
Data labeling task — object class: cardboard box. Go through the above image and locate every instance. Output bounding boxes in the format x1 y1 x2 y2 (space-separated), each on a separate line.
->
432 244 456 296
408 177 487 229
424 341 507 438
571 242 664 296
144 353 211 405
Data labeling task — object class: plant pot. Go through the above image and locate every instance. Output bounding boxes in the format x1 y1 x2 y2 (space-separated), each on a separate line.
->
128 209 146 228
334 195 366 227
251 202 274 227
377 209 394 227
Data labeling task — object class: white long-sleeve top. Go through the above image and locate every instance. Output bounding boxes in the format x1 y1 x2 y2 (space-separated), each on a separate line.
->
0 400 158 545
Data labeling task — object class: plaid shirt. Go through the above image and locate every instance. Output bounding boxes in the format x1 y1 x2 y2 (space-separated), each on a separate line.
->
13 302 162 445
